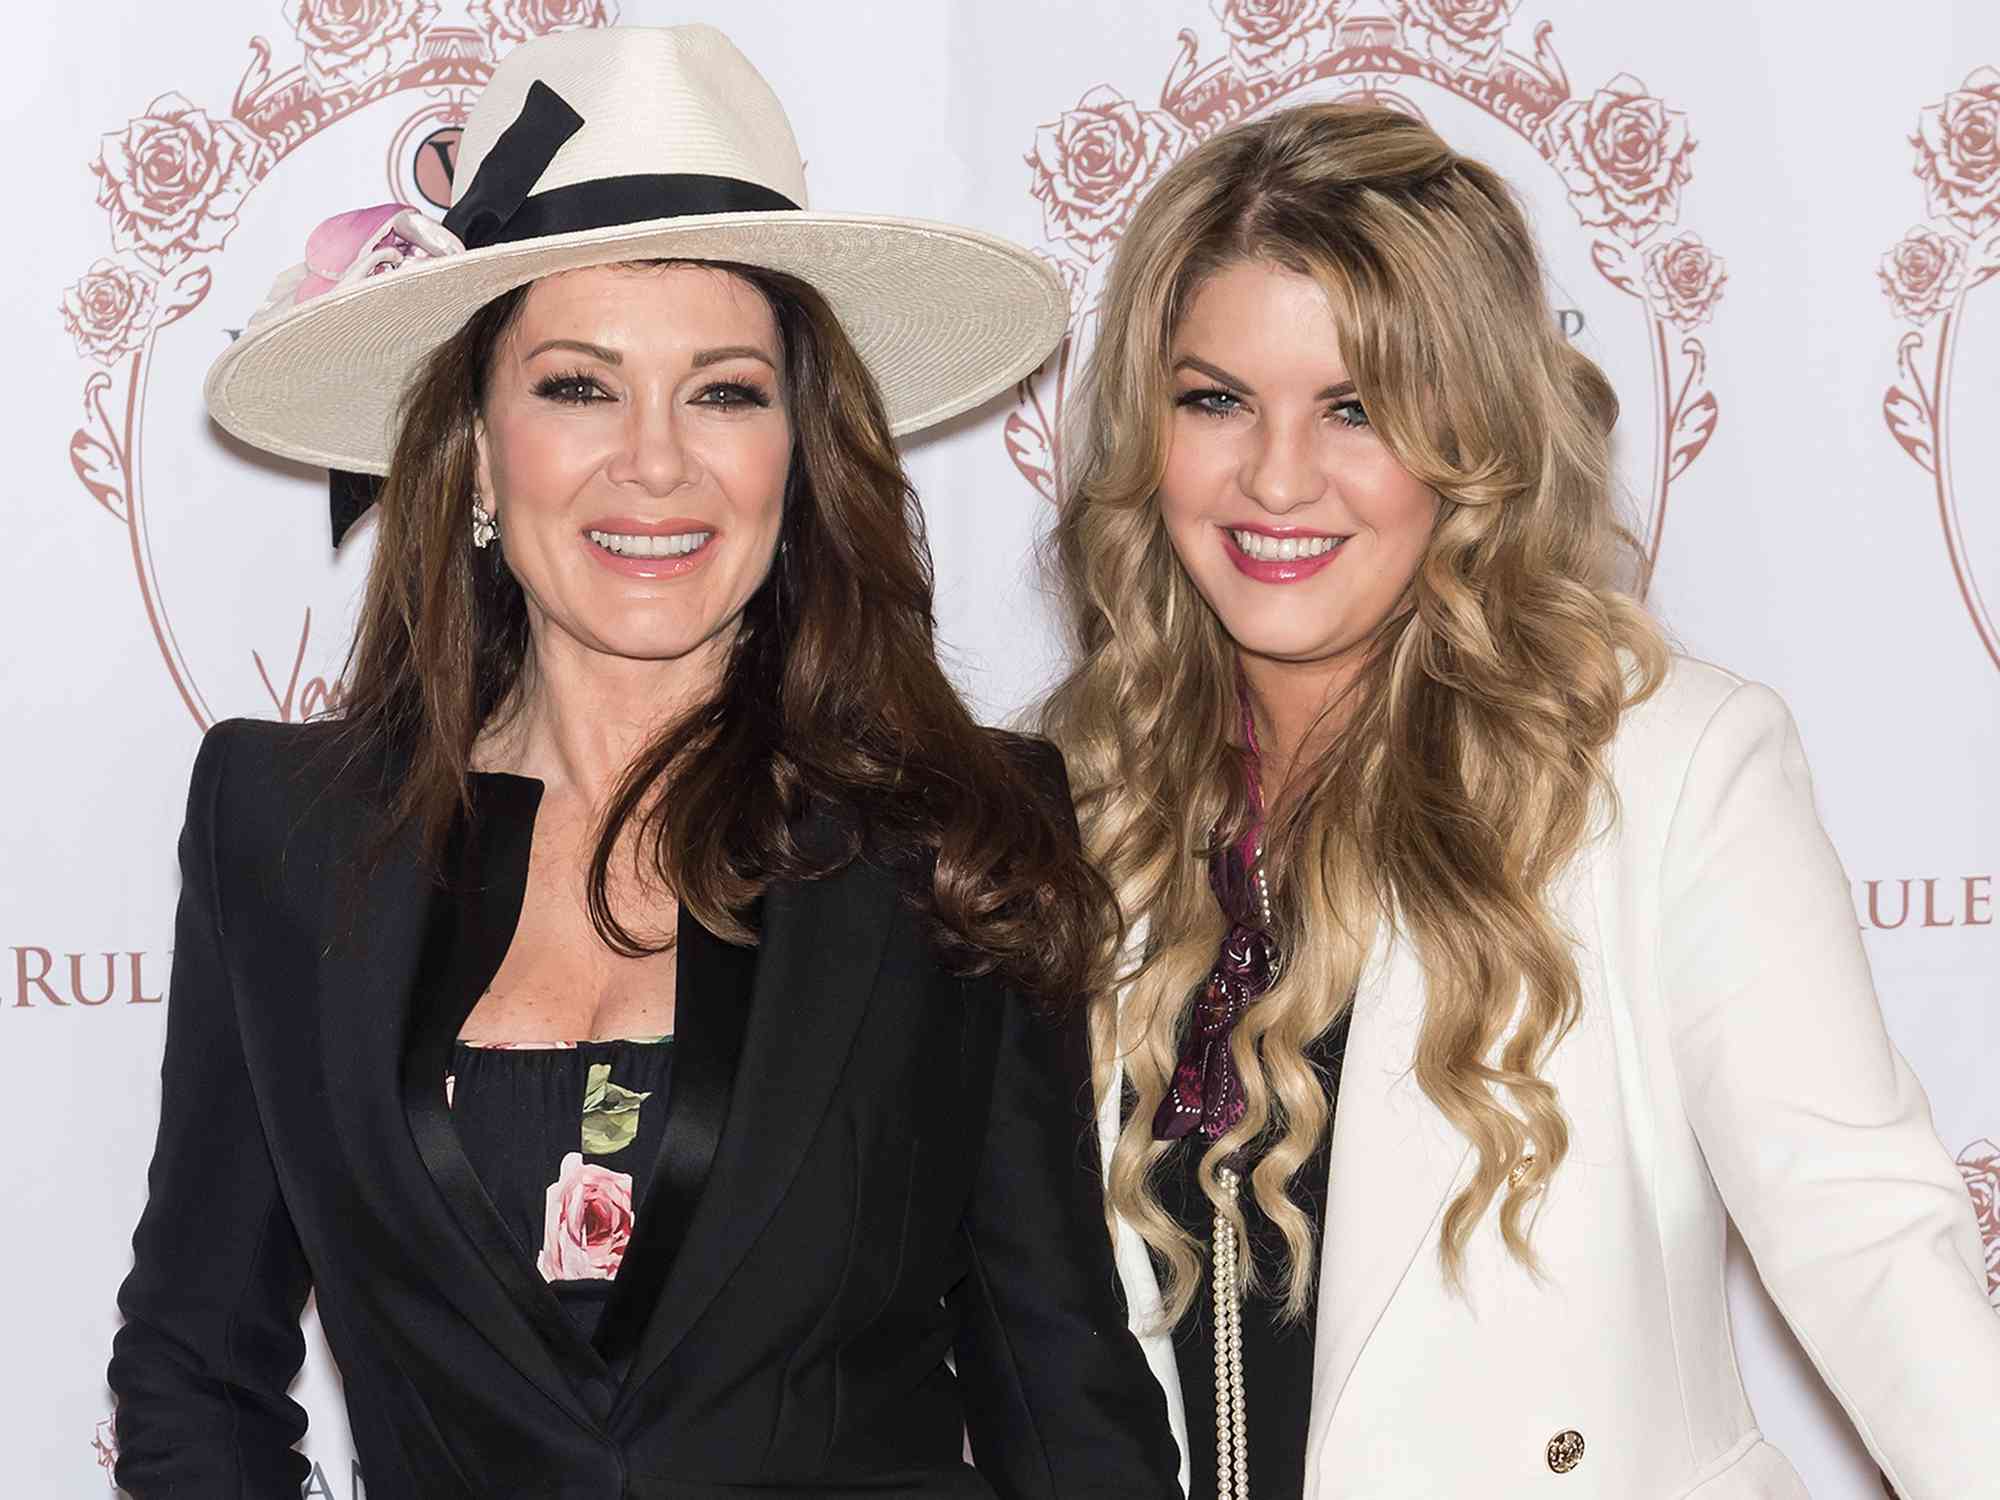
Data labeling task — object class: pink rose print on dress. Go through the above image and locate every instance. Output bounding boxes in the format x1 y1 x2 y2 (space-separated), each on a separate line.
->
1914 67 2000 237
1028 87 1192 263
91 94 261 275
468 0 615 51
1396 0 1520 71
537 1151 634 1281
60 259 158 364
1544 75 1695 245
1643 233 1727 330
284 0 439 96
1958 1138 2000 1303
1211 0 1345 80
1878 226 1968 325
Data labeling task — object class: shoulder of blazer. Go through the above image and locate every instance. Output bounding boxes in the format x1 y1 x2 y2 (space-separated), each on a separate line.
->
983 729 1079 841
197 715 370 805
1605 653 1754 807
192 716 398 920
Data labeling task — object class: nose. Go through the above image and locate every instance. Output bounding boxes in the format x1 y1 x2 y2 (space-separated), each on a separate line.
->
1239 413 1326 514
606 389 693 497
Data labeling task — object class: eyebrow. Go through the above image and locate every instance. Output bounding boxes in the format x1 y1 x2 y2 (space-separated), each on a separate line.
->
1173 353 1356 402
691 344 778 370
521 339 778 371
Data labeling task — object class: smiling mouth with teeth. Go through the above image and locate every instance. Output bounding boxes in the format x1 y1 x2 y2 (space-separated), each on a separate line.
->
586 528 714 559
1228 529 1343 562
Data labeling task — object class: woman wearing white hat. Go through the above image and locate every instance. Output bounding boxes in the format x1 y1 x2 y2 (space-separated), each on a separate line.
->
106 26 1180 1500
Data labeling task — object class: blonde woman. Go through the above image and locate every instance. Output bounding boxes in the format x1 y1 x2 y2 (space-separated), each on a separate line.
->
1043 103 2000 1500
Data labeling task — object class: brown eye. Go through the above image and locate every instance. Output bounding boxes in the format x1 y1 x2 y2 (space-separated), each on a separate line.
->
694 380 773 409
531 371 608 405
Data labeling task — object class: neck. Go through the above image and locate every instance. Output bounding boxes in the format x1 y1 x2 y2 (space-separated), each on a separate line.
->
1240 648 1367 818
481 620 733 806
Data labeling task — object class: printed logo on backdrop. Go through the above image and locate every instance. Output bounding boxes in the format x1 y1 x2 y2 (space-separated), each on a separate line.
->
91 1411 364 1495
1881 67 2000 672
1854 874 1994 931
57 0 617 731
1007 0 1726 584
1961 1138 2000 1309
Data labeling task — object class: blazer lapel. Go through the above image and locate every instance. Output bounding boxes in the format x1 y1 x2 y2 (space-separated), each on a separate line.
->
611 824 899 1418
316 771 599 1418
593 906 756 1370
1303 929 1471 1469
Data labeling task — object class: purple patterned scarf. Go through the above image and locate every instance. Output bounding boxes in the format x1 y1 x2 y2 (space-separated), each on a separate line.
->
1151 710 1279 1143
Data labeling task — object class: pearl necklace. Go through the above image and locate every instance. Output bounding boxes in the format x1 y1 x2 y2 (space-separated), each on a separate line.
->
1211 846 1271 1500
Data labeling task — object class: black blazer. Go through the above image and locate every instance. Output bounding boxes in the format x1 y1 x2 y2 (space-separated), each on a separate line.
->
107 719 1180 1499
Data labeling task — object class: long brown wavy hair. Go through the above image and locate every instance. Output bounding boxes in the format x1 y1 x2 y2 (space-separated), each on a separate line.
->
1041 105 1668 1319
332 259 1107 1001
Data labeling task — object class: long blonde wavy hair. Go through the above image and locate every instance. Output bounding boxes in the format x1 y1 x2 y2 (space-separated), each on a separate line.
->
1040 103 1668 1323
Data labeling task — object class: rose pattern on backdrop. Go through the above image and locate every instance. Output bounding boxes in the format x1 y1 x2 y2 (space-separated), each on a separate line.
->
92 94 263 276
1882 66 2000 672
1643 233 1727 331
1211 0 1347 80
1960 1138 2000 1304
1880 227 1969 326
60 261 159 366
1028 86 1193 263
60 0 617 730
1544 74 1695 245
286 0 441 95
469 0 616 52
1915 66 2000 237
1397 0 1521 72
1007 7 1724 585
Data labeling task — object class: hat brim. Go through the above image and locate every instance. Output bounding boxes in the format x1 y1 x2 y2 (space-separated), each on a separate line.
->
204 210 1069 475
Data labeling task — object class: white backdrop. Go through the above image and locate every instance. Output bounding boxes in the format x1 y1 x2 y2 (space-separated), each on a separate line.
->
5 1 1998 1494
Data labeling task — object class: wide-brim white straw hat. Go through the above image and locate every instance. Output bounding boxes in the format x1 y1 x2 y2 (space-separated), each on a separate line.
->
205 24 1066 489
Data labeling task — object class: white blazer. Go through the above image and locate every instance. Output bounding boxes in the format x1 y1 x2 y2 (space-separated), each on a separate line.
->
1099 657 2000 1499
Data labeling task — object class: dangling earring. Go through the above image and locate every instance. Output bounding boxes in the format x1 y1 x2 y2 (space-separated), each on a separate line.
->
470 494 497 549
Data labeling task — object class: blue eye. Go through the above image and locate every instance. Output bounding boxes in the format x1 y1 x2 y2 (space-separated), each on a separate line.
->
1330 399 1370 429
1175 386 1244 417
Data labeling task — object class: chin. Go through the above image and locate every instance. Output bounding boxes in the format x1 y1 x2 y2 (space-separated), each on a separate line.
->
571 614 717 664
1209 604 1352 665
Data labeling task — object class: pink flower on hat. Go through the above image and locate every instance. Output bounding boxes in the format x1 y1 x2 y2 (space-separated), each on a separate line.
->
295 204 415 304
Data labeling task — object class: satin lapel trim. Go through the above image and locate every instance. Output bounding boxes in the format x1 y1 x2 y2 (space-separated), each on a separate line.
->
1303 929 1471 1471
612 847 898 1416
392 775 614 1415
594 907 755 1366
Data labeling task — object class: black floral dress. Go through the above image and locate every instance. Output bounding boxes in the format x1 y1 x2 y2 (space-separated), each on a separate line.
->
447 1037 675 1347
